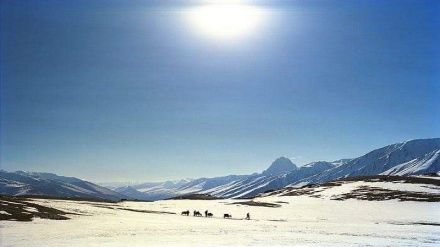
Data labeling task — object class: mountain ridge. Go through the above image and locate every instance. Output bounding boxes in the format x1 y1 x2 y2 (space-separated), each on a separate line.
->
1 138 439 201
0 171 126 201
110 138 440 200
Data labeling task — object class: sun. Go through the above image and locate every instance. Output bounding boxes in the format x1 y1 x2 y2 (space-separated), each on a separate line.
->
187 3 264 41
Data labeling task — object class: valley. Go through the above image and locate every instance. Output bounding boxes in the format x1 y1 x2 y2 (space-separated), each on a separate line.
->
1 176 439 246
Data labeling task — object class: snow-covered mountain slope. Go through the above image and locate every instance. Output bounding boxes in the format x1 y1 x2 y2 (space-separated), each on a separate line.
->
0 171 126 201
177 175 250 195
381 149 440 176
284 161 337 187
298 138 440 185
202 173 290 198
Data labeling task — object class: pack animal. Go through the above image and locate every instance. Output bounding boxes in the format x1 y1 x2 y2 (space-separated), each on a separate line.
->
181 210 190 216
223 214 232 218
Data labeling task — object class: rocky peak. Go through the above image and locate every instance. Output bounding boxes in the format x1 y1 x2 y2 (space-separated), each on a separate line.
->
262 157 298 175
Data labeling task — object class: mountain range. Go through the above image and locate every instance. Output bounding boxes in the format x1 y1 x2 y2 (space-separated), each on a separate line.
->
108 138 440 200
0 171 126 201
1 138 439 201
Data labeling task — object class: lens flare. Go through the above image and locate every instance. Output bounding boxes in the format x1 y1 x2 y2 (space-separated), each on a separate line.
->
187 4 265 41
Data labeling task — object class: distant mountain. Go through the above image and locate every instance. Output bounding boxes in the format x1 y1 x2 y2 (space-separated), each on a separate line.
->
115 179 195 201
109 138 440 200
0 171 126 201
114 186 152 201
110 158 299 200
262 157 297 175
97 181 144 190
113 175 250 201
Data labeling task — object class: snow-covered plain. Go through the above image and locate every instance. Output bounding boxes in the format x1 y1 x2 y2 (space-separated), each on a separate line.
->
1 182 439 247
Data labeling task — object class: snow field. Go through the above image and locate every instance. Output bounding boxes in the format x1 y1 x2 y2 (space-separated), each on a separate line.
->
1 194 439 247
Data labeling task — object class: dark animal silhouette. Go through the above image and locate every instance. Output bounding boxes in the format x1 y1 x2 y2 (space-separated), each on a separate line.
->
194 211 202 217
207 213 213 217
223 214 232 218
181 210 190 216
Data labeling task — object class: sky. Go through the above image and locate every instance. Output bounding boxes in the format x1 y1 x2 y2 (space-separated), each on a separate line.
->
1 0 439 182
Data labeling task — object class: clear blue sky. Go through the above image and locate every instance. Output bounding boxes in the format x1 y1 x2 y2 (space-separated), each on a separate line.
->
1 0 439 182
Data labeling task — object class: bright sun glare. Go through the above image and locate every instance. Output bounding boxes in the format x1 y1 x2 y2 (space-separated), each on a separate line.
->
188 3 264 41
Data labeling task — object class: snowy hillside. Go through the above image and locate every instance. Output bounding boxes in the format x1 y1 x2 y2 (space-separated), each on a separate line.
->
284 161 338 187
298 138 440 185
0 170 126 201
2 176 439 246
176 175 250 195
202 173 291 198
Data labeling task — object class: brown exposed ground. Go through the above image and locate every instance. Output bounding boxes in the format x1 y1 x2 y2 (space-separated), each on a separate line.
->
230 201 282 208
338 175 440 186
255 175 440 202
0 195 73 221
332 186 440 202
0 195 174 222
